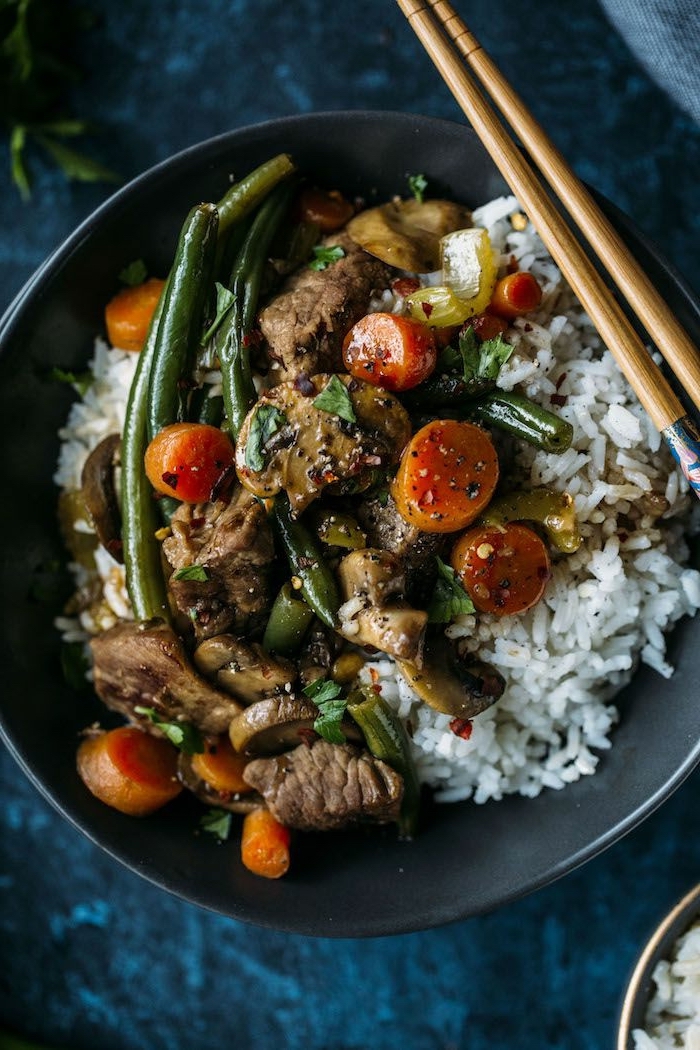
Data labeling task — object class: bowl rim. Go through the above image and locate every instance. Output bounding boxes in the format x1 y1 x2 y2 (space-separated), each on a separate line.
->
617 881 700 1048
3 108 700 936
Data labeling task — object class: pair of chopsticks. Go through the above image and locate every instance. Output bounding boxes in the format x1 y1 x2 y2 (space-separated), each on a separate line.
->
397 0 700 499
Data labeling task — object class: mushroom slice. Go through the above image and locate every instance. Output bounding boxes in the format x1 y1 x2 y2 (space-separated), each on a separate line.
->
194 635 296 704
228 694 323 755
234 374 410 515
346 198 472 272
80 433 123 562
336 548 427 665
396 633 505 719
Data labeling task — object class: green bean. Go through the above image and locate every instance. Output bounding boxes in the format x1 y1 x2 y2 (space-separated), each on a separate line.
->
403 371 495 409
121 290 170 622
347 685 421 839
473 391 574 454
218 180 296 438
270 493 340 630
215 153 295 237
146 202 219 442
263 582 315 656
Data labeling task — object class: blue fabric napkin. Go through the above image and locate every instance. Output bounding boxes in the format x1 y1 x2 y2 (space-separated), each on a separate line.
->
599 0 700 122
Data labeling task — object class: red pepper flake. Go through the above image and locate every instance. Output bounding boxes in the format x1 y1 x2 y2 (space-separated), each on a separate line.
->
555 372 568 391
506 254 519 274
550 393 568 407
449 718 473 740
162 471 179 490
297 727 318 748
392 276 421 297
420 301 433 319
209 464 235 503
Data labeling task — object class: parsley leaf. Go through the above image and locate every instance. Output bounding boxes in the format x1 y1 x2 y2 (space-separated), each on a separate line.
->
244 404 288 472
119 259 148 286
475 332 514 380
303 677 347 745
201 283 236 345
408 173 428 203
200 808 232 842
440 328 513 388
313 375 356 423
308 244 345 271
173 564 209 582
427 558 476 623
50 365 93 397
134 706 204 754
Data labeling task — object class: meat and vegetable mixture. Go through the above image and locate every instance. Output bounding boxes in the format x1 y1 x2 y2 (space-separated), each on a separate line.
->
57 152 635 879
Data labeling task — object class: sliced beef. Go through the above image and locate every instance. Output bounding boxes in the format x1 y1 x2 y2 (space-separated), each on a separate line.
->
356 492 444 599
243 739 403 831
162 485 274 642
90 619 242 735
259 231 392 383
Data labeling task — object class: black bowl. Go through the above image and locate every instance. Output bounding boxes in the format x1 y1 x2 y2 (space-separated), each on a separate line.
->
2 111 700 937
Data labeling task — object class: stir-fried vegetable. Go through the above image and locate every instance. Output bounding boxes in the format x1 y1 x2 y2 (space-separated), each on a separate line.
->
486 270 542 320
104 276 166 353
240 808 291 879
263 582 315 656
450 522 551 616
473 390 574 453
342 312 438 391
270 493 341 629
76 726 183 816
190 736 252 795
144 421 235 504
297 186 354 232
391 418 499 532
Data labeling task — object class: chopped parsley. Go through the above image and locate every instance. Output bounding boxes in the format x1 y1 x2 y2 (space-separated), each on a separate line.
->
134 706 204 754
119 259 148 286
440 327 513 386
313 375 356 424
427 558 476 624
50 365 93 397
408 172 428 203
200 808 232 842
200 282 236 345
303 677 347 745
244 404 288 472
173 564 209 582
308 244 345 271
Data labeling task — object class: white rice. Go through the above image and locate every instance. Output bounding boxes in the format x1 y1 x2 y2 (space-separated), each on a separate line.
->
633 917 700 1049
54 195 700 805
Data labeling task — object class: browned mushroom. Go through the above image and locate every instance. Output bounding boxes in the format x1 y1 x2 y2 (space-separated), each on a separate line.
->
80 433 123 562
396 633 505 719
346 198 471 272
193 635 297 704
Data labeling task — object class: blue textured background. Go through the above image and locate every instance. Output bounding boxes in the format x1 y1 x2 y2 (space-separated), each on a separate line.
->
2 2 700 1048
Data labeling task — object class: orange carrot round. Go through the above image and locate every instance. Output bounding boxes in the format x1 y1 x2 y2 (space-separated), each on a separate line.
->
297 186 354 232
450 522 551 615
342 312 438 391
489 271 542 320
105 277 166 352
144 422 235 503
241 808 291 879
191 736 251 796
76 726 182 816
391 419 499 533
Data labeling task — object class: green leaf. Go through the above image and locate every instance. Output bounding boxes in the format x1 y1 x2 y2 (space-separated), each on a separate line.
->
50 365 93 397
446 328 514 385
3 0 33 81
476 332 514 380
119 259 148 286
308 244 345 271
200 808 232 842
303 677 347 744
313 374 356 424
427 557 475 623
173 564 209 582
408 172 428 203
244 404 288 472
9 124 30 199
34 133 120 185
134 706 204 754
201 282 235 345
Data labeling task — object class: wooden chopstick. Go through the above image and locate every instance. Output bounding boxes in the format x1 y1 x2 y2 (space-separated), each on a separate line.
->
397 0 700 498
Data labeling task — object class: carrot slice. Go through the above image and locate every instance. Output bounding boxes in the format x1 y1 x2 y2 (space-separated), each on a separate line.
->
391 419 499 533
241 809 291 879
144 422 235 503
105 277 166 352
450 522 551 615
190 736 251 795
297 187 354 232
489 272 542 320
76 726 182 816
342 312 438 391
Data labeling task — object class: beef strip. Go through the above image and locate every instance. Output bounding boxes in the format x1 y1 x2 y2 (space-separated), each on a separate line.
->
162 485 274 642
90 619 242 735
243 738 403 831
259 230 393 383
356 492 444 600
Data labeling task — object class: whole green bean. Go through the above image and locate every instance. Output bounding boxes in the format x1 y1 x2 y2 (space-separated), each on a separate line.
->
270 493 340 630
474 390 574 454
347 685 421 839
215 153 295 237
218 180 296 438
263 582 315 656
403 371 495 409
121 290 170 622
146 202 219 442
